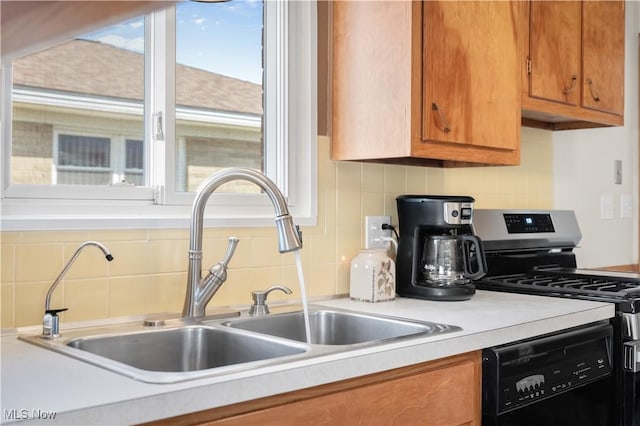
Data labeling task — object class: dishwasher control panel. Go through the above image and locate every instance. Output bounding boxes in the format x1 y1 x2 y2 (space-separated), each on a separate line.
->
482 322 613 414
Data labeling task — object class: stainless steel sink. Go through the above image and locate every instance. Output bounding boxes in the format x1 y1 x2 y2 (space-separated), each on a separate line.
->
223 308 460 345
67 325 306 372
20 322 308 383
19 305 462 383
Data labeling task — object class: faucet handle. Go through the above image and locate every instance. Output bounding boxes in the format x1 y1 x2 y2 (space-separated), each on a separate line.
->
249 285 293 316
197 237 240 310
219 237 239 268
45 308 68 315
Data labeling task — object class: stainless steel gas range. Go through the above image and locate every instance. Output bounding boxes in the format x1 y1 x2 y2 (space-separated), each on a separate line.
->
473 209 639 426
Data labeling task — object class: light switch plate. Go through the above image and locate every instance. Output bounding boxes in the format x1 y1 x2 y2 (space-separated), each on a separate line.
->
621 194 633 219
600 195 614 219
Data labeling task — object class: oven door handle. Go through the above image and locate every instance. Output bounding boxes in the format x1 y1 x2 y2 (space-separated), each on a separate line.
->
624 341 640 372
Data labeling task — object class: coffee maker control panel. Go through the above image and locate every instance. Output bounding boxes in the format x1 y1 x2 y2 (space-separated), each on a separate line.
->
444 202 474 225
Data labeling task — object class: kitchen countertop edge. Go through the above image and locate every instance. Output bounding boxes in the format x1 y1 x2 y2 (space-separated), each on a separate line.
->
0 291 615 425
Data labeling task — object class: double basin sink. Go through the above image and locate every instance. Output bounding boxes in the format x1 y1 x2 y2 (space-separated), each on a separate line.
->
20 306 461 383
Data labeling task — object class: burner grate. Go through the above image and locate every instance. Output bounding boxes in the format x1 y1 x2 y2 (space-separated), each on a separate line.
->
487 272 640 298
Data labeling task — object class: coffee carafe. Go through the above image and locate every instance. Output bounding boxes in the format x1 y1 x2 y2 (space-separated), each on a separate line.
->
396 195 487 301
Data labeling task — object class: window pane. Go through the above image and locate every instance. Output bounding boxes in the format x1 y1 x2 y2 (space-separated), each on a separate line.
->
175 1 264 193
125 139 144 170
57 170 112 186
10 16 146 186
58 135 110 167
124 139 144 186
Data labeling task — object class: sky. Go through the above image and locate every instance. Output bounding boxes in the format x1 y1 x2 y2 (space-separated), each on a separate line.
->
81 0 263 85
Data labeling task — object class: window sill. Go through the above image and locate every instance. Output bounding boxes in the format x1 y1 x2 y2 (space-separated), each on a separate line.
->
0 199 317 231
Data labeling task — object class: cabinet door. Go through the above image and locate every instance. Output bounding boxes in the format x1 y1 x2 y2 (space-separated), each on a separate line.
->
581 1 625 115
331 1 414 161
148 352 482 426
211 356 481 426
422 1 518 152
528 1 581 106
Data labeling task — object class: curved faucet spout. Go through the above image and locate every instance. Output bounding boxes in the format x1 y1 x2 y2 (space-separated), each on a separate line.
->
182 168 303 318
43 241 113 338
45 241 114 312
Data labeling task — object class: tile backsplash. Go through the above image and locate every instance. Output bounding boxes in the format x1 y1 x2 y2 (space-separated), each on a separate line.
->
0 128 552 328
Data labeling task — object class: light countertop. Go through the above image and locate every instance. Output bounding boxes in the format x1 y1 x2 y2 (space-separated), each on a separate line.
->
1 291 614 425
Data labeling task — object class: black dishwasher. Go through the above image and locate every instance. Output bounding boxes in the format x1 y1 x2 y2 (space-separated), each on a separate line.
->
482 321 615 426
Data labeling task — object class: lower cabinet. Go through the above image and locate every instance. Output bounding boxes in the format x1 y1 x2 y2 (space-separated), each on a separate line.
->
148 351 482 426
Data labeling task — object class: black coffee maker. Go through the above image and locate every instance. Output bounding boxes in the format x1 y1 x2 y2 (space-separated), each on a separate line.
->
396 195 487 301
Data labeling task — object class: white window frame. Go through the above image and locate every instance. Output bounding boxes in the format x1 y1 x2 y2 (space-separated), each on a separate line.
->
0 1 317 231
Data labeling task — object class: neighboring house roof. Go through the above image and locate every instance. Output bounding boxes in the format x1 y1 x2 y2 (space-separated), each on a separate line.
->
12 39 263 116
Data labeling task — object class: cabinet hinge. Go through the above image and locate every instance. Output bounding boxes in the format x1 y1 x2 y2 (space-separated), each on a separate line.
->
526 57 532 75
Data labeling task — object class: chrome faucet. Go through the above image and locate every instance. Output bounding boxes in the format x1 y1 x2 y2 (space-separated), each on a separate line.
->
182 168 303 318
43 241 114 338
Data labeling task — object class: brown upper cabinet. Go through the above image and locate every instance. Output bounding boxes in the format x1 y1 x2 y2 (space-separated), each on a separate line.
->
331 1 521 166
522 0 625 129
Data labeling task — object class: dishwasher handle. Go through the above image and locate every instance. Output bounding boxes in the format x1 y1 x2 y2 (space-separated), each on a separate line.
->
624 341 640 372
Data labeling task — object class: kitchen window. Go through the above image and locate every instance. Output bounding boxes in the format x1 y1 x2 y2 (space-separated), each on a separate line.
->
0 1 317 230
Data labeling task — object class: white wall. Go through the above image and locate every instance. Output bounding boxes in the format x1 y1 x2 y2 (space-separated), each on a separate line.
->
553 1 639 268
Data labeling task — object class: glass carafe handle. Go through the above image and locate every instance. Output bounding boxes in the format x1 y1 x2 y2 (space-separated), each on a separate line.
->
460 235 487 281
